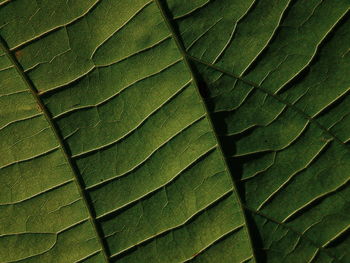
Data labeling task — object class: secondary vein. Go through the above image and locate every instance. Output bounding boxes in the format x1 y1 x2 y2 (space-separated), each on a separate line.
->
187 54 350 152
243 205 341 262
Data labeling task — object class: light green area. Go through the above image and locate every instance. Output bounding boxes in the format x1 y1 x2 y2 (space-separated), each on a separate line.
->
0 48 103 262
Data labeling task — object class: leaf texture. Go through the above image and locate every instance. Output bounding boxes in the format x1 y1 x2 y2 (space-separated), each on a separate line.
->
0 0 349 262
165 0 350 262
0 0 255 262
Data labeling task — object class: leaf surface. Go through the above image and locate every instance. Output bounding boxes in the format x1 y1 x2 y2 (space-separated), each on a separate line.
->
0 0 349 262
0 0 254 262
165 0 350 262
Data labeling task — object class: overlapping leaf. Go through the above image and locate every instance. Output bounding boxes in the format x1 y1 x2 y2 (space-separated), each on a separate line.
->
166 0 350 262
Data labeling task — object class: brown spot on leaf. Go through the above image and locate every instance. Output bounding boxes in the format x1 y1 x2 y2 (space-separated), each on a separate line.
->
15 50 23 59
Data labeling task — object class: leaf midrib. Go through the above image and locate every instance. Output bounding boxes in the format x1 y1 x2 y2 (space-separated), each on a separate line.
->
154 0 258 261
0 36 110 263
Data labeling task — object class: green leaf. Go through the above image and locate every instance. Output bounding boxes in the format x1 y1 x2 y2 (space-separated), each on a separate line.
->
0 0 349 262
166 0 350 262
0 1 254 262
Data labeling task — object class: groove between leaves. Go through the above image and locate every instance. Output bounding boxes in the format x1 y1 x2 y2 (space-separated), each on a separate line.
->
153 0 258 261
